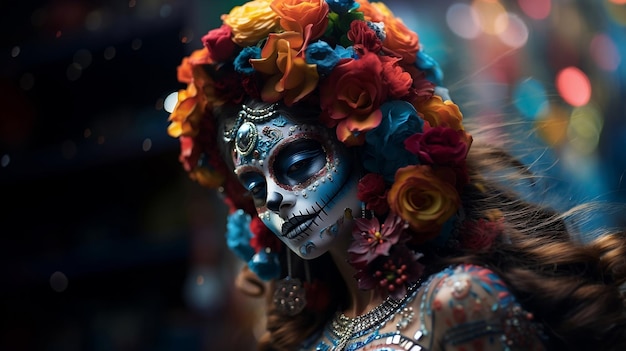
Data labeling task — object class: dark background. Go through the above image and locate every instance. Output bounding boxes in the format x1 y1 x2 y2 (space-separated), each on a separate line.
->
1 1 624 350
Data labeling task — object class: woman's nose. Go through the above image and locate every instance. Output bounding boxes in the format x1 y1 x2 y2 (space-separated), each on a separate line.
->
266 192 283 212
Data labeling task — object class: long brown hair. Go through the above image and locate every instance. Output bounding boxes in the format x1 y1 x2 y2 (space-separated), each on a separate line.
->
242 142 626 351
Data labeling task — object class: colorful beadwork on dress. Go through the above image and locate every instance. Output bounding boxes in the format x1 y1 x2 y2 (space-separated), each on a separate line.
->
303 264 546 351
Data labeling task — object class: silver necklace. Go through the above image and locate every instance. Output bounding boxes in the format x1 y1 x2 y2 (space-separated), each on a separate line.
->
329 282 420 351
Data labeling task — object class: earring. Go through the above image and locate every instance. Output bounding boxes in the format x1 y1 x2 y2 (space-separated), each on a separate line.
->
273 251 308 316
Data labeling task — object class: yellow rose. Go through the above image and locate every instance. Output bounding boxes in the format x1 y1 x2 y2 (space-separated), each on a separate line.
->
415 95 464 131
388 165 460 241
222 0 280 46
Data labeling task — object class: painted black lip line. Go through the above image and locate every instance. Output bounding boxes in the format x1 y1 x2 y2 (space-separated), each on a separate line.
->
281 212 318 238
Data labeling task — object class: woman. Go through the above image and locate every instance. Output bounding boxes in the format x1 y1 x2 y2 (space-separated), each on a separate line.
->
166 0 626 350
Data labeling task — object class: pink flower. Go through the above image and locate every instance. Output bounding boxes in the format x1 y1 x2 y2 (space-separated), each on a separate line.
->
348 213 407 266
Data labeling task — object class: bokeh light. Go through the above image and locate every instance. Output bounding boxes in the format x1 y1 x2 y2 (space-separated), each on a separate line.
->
513 78 548 120
446 3 481 39
50 271 69 292
590 33 621 71
603 1 626 25
567 104 604 155
1 154 10 167
495 12 529 48
556 66 591 107
472 0 507 36
535 103 570 147
517 0 551 20
164 92 178 113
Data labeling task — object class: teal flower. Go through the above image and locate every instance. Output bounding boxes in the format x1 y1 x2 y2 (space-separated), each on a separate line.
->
306 41 340 76
248 250 281 280
415 50 444 86
234 46 261 75
363 100 423 182
225 209 255 261
326 0 358 14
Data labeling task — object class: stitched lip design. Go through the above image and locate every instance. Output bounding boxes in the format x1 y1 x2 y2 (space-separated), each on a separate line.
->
281 212 319 239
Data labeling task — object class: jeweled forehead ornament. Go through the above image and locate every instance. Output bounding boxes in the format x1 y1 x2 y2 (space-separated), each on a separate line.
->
224 103 279 157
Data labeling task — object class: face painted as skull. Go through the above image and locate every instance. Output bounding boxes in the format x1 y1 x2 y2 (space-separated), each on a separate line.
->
232 114 360 259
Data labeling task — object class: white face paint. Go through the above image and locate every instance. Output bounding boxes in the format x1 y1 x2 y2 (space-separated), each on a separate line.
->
232 114 360 259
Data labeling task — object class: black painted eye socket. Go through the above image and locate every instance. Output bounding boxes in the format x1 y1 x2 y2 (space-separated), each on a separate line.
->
239 172 267 207
274 139 326 186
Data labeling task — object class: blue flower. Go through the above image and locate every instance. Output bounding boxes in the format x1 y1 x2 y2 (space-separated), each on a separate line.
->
248 250 281 280
234 46 261 75
363 101 423 182
306 41 340 76
225 209 255 261
335 44 356 59
415 50 444 86
326 0 359 14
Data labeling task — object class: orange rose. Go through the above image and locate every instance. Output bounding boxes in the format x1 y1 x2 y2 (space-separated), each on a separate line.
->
222 0 280 46
250 31 319 105
167 83 204 138
355 0 385 22
271 0 329 41
176 48 212 84
168 48 220 138
387 165 460 240
415 95 464 131
190 167 225 189
357 1 419 64
382 15 420 64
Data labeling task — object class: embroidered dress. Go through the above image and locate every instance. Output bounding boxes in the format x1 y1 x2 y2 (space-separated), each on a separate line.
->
300 264 546 351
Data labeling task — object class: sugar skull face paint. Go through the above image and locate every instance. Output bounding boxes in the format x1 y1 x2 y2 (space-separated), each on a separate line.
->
232 114 361 260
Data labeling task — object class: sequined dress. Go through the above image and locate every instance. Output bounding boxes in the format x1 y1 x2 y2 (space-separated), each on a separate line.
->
300 264 546 351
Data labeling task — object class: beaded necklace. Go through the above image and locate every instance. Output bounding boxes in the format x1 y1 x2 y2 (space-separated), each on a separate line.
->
327 282 421 351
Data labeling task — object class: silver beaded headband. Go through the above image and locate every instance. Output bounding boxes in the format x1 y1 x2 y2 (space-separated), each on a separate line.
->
225 103 282 159
223 103 279 142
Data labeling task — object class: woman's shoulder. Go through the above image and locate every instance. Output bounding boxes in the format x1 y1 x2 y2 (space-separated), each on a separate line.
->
411 263 547 350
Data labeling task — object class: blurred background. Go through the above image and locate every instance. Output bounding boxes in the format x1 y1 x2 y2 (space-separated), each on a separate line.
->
1 0 624 350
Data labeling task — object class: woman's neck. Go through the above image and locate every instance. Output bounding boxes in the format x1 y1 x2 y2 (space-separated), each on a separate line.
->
328 229 385 318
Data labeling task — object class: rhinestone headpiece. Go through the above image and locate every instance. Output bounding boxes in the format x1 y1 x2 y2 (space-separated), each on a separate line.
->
223 103 279 142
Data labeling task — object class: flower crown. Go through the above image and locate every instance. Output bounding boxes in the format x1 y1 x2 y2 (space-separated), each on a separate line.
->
167 0 476 299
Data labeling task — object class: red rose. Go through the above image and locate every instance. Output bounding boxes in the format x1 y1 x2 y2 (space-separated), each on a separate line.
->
380 56 413 100
319 54 386 145
357 173 389 216
404 126 467 167
178 136 201 172
249 216 282 253
348 20 383 56
202 24 238 62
